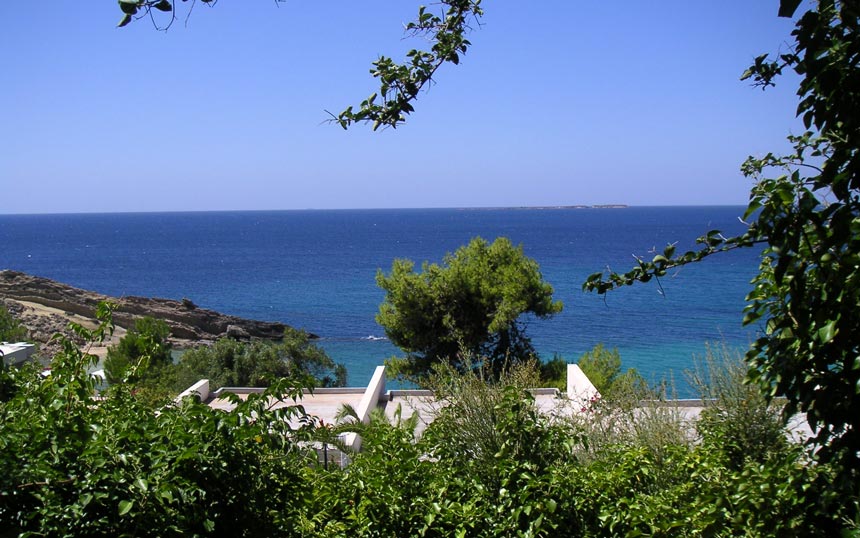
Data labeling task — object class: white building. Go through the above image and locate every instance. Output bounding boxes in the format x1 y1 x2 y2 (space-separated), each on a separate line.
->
1 341 36 366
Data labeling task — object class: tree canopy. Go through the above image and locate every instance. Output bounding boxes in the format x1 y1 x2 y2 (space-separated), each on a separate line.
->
376 237 562 380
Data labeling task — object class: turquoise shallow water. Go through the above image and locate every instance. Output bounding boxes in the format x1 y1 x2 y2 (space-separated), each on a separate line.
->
0 207 760 396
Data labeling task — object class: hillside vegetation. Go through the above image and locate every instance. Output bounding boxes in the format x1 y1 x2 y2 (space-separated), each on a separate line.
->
1 308 855 536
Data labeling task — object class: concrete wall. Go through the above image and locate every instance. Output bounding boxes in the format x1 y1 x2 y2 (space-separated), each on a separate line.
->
342 365 386 452
176 379 210 402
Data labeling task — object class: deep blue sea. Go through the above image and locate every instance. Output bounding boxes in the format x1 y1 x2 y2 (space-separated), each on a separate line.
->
0 207 760 396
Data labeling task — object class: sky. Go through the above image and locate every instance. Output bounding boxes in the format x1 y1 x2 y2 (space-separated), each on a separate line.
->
1 2 804 213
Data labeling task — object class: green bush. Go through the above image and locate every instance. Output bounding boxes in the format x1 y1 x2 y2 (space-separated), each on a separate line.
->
0 304 317 537
172 327 346 392
103 316 172 385
539 353 567 389
0 304 28 343
419 359 557 488
3 303 855 536
577 344 649 402
689 343 790 469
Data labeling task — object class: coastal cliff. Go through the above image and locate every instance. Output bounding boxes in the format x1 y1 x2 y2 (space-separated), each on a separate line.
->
0 270 299 357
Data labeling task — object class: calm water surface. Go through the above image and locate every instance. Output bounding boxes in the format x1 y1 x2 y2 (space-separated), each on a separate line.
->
0 207 761 395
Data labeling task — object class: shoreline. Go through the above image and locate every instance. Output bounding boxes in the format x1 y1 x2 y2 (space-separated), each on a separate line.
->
1 270 302 359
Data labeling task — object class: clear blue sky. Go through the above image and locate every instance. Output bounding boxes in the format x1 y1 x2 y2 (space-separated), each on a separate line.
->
1 2 802 213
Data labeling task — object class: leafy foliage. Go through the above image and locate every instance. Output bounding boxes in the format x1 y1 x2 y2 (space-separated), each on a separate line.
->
115 0 482 130
103 316 172 385
0 303 318 536
0 304 28 344
113 0 206 30
582 0 860 490
689 344 790 470
376 237 562 380
3 303 856 536
313 370 579 537
538 353 568 389
332 1 484 130
173 328 347 392
420 359 562 489
101 318 345 402
577 344 649 401
306 363 851 537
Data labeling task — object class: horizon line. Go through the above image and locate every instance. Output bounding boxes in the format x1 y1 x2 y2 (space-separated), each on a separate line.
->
0 203 750 217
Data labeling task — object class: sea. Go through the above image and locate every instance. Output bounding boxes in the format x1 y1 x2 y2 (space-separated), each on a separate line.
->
0 206 761 396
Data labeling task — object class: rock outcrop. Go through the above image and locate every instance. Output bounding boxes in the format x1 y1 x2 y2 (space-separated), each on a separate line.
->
0 270 302 355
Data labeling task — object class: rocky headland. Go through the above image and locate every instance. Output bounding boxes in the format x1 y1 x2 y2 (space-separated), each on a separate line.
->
0 270 300 358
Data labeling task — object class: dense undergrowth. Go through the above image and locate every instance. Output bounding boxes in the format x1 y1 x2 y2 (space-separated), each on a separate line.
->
2 309 858 537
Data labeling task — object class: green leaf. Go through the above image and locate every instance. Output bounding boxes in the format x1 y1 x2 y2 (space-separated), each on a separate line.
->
159 488 174 503
117 13 133 27
744 201 761 219
778 0 801 18
118 500 134 516
118 0 139 15
816 321 837 344
154 0 172 12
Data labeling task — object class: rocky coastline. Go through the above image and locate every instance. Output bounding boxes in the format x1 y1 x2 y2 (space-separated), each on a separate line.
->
0 270 302 358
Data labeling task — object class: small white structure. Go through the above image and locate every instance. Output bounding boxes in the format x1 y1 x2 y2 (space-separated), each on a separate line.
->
176 379 210 402
1 341 36 366
566 363 600 404
345 365 387 452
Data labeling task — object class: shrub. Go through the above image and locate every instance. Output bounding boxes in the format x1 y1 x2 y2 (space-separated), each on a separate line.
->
689 343 790 469
539 353 567 389
172 328 346 392
577 344 649 402
0 304 317 536
103 316 172 385
0 304 28 343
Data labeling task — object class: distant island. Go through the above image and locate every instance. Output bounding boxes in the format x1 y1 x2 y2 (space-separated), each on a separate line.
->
465 204 629 211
